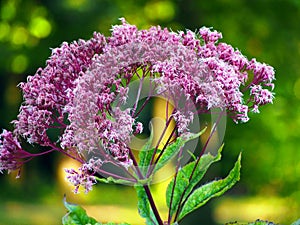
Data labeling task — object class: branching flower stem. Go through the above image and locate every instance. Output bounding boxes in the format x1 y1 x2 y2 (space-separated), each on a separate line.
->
154 125 177 166
146 110 175 177
133 77 155 118
20 148 56 159
131 76 144 117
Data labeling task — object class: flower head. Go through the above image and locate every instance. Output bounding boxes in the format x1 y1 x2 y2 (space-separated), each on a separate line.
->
16 33 106 145
0 130 26 174
0 18 275 192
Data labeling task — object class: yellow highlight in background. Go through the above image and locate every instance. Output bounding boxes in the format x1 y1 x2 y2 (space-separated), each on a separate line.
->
29 17 52 38
11 54 28 74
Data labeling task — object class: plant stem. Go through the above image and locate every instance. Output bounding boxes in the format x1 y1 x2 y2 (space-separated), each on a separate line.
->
134 79 154 118
154 126 176 165
132 76 144 117
143 185 164 225
128 149 164 225
193 109 226 169
147 111 175 177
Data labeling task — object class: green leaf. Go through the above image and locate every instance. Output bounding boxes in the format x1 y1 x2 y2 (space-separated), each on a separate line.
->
135 185 150 219
138 123 155 176
135 185 158 225
62 196 98 225
139 148 155 177
153 137 184 174
166 144 223 217
95 176 134 185
178 152 241 221
292 219 300 225
62 196 131 225
154 127 207 174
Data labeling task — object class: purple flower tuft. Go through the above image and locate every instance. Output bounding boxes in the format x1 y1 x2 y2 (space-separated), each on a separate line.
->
0 130 27 174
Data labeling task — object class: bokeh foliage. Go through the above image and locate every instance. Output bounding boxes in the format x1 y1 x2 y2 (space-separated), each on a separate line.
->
0 0 300 224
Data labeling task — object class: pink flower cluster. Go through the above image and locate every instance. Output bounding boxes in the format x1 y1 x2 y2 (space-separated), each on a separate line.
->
0 130 25 174
0 18 275 192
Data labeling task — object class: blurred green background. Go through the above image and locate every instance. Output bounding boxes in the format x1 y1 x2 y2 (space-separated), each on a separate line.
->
0 0 300 224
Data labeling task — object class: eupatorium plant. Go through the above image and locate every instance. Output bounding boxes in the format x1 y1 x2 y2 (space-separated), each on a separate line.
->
1 18 276 225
